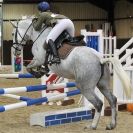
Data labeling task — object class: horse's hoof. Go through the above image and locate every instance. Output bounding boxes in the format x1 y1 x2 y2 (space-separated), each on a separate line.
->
91 126 96 130
84 126 88 131
106 123 115 130
84 126 96 131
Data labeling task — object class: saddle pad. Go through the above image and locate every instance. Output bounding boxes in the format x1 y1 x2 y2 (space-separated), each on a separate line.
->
58 43 76 59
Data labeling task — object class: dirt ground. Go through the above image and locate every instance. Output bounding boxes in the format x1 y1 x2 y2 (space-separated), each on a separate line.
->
0 66 133 133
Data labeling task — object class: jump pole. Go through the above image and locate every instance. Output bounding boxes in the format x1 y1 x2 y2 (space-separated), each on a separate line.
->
0 82 76 95
0 72 70 105
0 73 34 78
2 94 32 101
0 89 80 112
0 89 93 127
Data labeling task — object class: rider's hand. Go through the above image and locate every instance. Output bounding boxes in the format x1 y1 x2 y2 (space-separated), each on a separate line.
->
32 18 38 23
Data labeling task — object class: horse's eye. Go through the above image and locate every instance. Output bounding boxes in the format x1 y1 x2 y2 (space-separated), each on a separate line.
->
12 33 14 36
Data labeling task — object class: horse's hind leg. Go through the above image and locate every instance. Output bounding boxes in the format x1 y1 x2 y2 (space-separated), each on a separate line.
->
80 84 103 130
97 64 117 130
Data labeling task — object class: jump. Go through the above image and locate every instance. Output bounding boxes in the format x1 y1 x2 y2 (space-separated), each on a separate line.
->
10 16 132 130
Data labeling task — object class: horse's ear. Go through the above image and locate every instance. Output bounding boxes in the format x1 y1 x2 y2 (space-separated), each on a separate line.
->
9 20 17 28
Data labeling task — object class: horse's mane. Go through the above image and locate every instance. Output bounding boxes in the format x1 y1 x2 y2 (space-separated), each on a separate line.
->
21 15 35 20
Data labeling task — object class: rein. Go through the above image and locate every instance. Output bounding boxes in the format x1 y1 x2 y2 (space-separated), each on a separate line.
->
32 25 48 45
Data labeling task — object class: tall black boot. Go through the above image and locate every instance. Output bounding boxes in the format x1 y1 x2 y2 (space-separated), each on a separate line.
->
48 39 60 64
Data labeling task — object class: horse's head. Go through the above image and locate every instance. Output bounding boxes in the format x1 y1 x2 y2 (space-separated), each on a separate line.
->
11 19 33 55
11 18 52 78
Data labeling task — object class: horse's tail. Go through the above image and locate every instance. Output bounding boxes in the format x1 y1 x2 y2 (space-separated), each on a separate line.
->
100 57 131 98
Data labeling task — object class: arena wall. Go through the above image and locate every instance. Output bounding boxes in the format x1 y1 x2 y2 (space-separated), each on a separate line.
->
3 2 107 40
114 0 133 39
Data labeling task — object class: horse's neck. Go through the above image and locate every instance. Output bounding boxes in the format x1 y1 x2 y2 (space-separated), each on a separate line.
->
21 19 52 48
22 19 51 44
32 27 52 45
30 26 52 66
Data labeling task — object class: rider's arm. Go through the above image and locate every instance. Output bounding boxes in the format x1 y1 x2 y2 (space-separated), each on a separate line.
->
32 12 49 31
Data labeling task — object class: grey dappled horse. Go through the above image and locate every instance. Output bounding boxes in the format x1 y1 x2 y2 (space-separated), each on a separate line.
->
11 18 132 130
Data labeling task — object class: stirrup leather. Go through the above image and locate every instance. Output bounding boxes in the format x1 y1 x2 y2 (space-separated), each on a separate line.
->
47 39 61 64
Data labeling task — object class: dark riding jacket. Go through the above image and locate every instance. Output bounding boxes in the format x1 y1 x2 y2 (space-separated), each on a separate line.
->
33 11 67 31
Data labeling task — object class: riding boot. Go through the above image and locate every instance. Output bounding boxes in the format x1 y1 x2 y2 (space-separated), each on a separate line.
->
48 39 60 64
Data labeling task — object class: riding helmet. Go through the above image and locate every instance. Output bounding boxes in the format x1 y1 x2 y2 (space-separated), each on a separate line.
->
38 1 50 12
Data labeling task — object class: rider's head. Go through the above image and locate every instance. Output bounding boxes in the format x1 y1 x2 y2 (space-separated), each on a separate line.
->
38 1 50 12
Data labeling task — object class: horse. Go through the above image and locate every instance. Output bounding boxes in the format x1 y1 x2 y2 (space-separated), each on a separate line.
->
11 18 132 130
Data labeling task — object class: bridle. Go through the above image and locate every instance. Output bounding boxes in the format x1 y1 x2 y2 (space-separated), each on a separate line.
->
12 21 33 52
12 20 48 53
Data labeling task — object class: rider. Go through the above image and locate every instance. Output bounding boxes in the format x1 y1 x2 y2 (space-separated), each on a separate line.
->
32 1 75 64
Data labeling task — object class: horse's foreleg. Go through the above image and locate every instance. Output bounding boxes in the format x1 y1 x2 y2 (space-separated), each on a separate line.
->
26 59 47 78
26 67 42 78
26 59 42 69
82 88 103 130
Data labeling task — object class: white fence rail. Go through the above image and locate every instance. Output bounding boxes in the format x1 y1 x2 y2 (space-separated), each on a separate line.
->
113 37 133 103
81 29 116 73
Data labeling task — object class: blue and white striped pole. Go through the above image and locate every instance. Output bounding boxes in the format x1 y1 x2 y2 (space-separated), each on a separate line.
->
0 89 81 112
0 73 34 78
2 94 32 101
18 73 34 78
0 82 76 95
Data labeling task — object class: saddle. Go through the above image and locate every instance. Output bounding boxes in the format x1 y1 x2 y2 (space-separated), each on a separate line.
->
55 30 86 48
55 30 86 59
58 43 76 59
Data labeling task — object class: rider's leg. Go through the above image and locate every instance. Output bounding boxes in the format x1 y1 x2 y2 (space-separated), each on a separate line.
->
48 39 60 64
46 19 75 42
46 19 75 64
